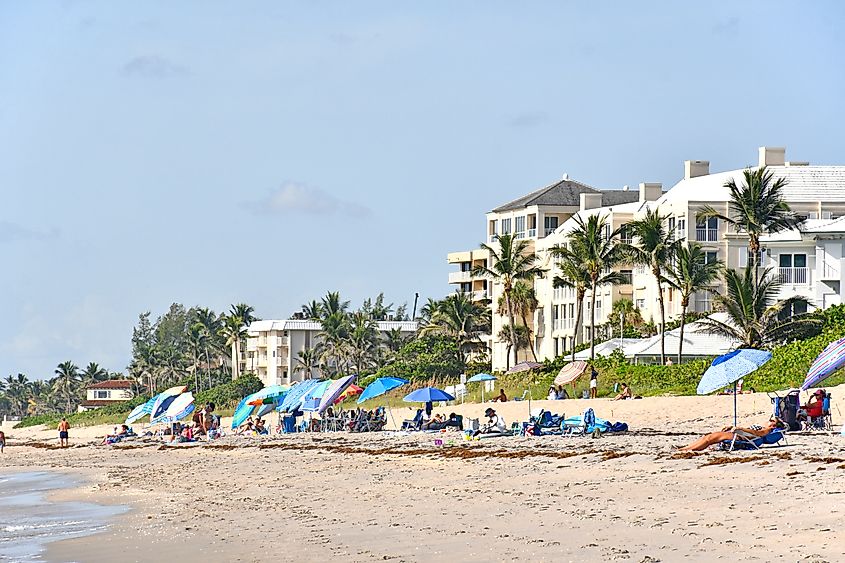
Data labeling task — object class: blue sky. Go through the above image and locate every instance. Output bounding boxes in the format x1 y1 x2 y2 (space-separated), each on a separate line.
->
1 1 844 378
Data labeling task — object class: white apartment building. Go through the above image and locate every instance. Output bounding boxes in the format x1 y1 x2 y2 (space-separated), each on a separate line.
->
242 320 418 387
460 147 845 372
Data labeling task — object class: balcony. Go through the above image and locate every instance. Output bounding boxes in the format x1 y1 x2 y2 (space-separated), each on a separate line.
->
275 336 289 347
514 231 526 239
779 267 808 284
544 227 556 237
695 228 718 242
552 319 575 331
448 271 472 284
528 228 537 238
471 290 490 302
257 336 268 347
488 234 499 243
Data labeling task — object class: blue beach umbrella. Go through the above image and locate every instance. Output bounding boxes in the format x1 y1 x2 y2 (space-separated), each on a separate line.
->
318 375 356 414
301 380 332 412
698 348 772 425
802 336 845 391
277 379 323 414
357 377 409 404
466 373 496 402
403 387 455 403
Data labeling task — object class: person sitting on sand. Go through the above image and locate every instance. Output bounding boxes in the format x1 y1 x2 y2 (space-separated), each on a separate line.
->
422 414 446 431
556 386 569 400
613 383 632 401
547 386 557 401
202 403 217 440
101 424 130 445
491 389 508 403
473 408 507 437
255 418 268 435
680 418 785 451
237 417 255 435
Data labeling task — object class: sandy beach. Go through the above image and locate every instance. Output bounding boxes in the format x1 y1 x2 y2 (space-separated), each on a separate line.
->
2 388 845 563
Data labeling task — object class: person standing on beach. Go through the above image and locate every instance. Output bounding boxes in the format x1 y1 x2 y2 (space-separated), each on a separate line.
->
0 429 6 453
57 418 70 447
589 368 598 399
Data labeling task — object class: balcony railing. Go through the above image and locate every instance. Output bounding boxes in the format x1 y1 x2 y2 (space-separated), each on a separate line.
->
528 228 537 238
544 227 556 237
695 228 718 242
471 290 490 302
514 231 526 239
275 336 289 347
448 271 472 284
552 319 575 331
488 234 498 243
779 267 808 284
821 261 840 280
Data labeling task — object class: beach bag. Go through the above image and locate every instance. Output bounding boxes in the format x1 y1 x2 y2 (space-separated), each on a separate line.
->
610 422 628 433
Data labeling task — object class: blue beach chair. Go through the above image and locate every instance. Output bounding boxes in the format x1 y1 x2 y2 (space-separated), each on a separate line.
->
720 429 786 451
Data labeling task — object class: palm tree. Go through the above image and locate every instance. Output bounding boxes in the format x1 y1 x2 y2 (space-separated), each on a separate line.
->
421 292 490 367
625 208 682 365
194 308 222 388
301 300 323 320
319 312 350 375
472 233 544 369
698 167 802 281
220 315 248 380
665 243 723 363
418 298 441 323
698 266 820 348
348 312 378 376
321 292 350 319
80 362 109 388
294 346 321 380
497 324 530 367
53 361 81 413
551 246 591 360
497 281 540 362
3 374 31 418
186 322 208 390
566 214 627 361
609 298 643 339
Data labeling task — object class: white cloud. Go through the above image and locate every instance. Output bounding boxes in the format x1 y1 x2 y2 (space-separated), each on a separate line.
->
244 182 372 218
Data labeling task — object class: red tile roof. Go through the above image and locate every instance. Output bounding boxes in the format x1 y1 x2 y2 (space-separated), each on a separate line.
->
79 399 127 407
86 380 134 390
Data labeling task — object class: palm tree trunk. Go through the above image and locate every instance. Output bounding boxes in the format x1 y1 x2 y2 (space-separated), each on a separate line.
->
505 289 518 367
750 236 760 286
231 341 238 381
654 268 666 365
520 311 539 362
589 282 598 362
205 348 211 390
677 298 688 365
571 289 585 361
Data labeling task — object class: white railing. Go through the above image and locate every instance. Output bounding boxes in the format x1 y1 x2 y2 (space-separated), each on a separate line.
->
514 231 525 239
553 319 574 331
528 228 537 238
779 267 808 284
258 337 268 346
448 271 472 284
471 290 489 302
695 228 718 242
821 262 840 280
488 234 498 243
275 336 289 347
544 227 556 236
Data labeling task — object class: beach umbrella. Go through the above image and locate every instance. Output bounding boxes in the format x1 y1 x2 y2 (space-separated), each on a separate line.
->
403 387 455 403
357 377 409 404
277 379 323 413
301 380 332 412
333 384 363 405
150 385 188 420
802 336 845 390
318 375 357 414
554 361 588 386
466 373 496 402
125 396 157 425
698 348 772 426
506 361 543 374
230 385 291 428
151 392 195 425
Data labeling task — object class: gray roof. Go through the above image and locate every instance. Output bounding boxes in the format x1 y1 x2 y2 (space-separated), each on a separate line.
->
492 178 639 212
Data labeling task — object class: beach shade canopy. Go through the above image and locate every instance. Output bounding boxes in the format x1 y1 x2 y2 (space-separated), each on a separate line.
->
277 379 324 413
334 384 363 405
301 380 332 412
506 361 543 374
151 392 195 425
125 396 157 425
554 361 588 386
403 387 455 403
697 348 772 395
232 385 290 428
318 375 357 414
358 377 409 404
802 336 845 390
466 373 497 383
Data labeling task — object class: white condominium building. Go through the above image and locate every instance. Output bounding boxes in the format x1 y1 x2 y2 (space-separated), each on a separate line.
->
242 320 418 387
455 146 845 371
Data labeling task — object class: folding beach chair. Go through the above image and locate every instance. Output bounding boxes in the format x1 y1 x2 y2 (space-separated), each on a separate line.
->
720 429 786 451
401 409 423 431
805 392 833 431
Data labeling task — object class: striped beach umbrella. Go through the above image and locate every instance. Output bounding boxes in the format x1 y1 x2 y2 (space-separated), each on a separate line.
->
698 348 772 426
802 336 845 391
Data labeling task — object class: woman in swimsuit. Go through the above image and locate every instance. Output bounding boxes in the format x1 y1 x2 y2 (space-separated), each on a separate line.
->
680 418 785 451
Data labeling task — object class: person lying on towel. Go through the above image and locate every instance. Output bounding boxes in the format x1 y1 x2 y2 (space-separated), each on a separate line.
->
473 408 507 437
680 417 785 451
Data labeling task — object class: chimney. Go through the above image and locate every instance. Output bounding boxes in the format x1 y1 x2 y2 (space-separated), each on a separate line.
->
684 160 710 180
639 182 662 202
580 192 603 211
758 146 786 167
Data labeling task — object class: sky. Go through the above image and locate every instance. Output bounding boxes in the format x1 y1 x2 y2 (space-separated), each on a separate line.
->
2 1 845 379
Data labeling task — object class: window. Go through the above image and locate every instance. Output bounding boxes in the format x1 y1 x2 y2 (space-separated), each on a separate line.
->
704 251 718 264
677 219 686 237
461 261 471 272
595 300 602 311
779 253 808 283
95 390 109 399
695 217 718 241
490 220 498 235
668 217 676 232
601 224 611 241
619 224 632 244
635 299 645 310
501 218 512 234
515 216 526 237
620 269 633 284
779 300 809 320
460 283 471 292
568 303 574 318
544 216 559 233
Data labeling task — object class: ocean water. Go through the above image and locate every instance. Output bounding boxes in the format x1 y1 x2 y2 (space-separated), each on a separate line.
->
0 472 127 562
